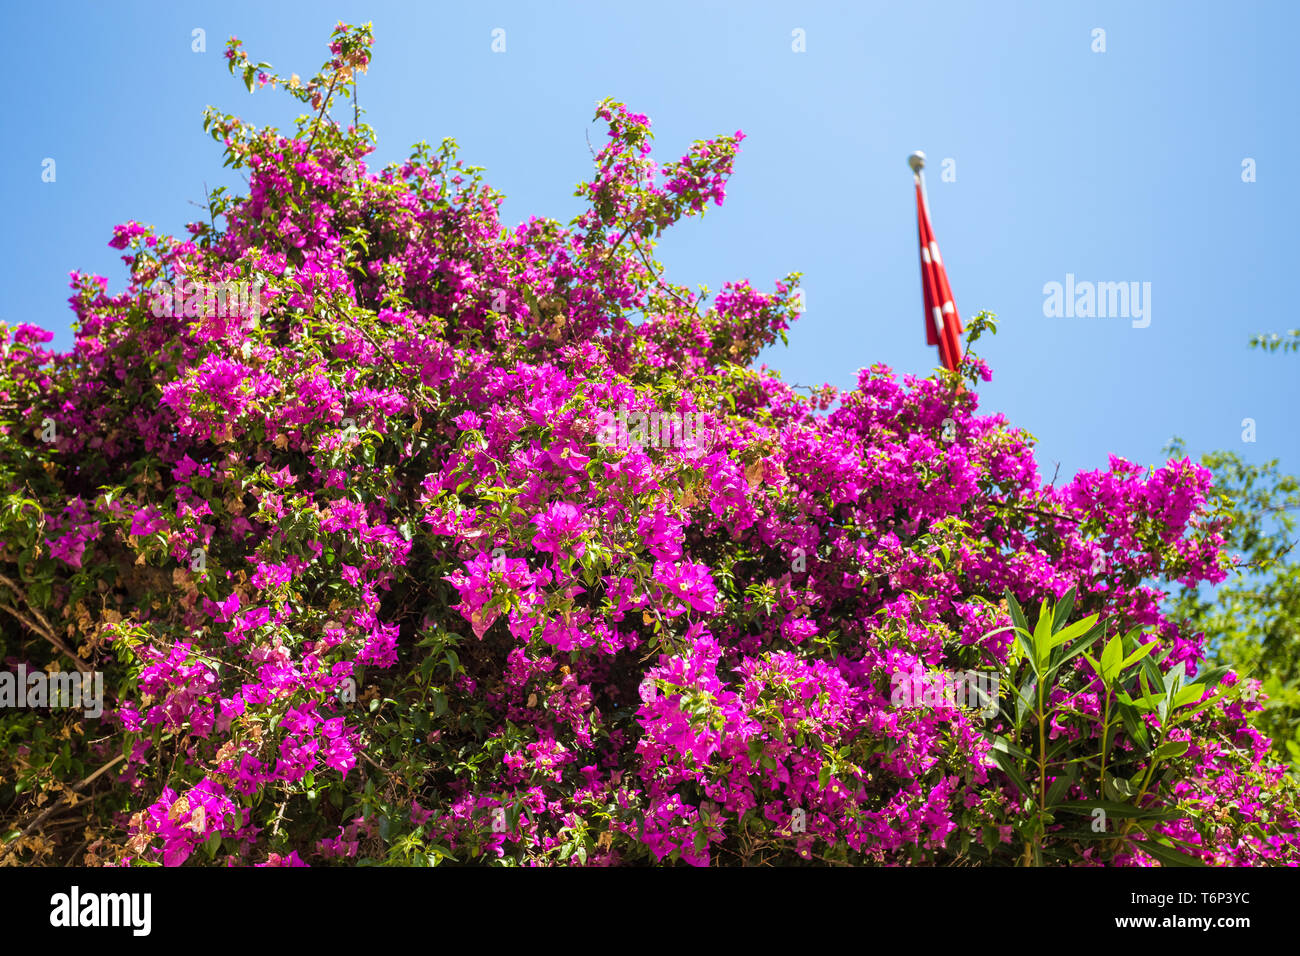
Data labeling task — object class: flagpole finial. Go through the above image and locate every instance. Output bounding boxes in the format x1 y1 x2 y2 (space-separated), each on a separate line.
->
908 151 926 173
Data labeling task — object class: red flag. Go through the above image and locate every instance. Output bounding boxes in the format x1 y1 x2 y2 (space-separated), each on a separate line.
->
912 155 963 371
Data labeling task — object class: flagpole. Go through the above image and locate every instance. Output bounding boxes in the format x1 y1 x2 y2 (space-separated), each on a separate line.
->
909 149 950 369
908 150 930 220
908 149 963 375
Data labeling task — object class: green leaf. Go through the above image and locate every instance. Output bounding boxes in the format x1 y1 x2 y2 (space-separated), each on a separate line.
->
1053 588 1077 631
1083 651 1102 681
1015 673 1037 726
1120 637 1157 670
1004 590 1031 634
1100 633 1123 683
1050 800 1176 821
1190 664 1230 689
1139 839 1208 867
1153 739 1190 760
1045 772 1075 806
1174 684 1208 709
1047 613 1100 653
1118 701 1151 751
1015 628 1038 675
985 733 1030 762
1032 599 1054 666
1163 661 1187 694
428 844 456 863
989 748 1031 797
1102 771 1137 801
1054 628 1104 673
1138 650 1166 689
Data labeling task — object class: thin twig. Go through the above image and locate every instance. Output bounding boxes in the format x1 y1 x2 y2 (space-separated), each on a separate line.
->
975 501 1082 526
5 753 127 848
305 74 341 155
270 799 289 839
0 573 92 673
627 229 700 318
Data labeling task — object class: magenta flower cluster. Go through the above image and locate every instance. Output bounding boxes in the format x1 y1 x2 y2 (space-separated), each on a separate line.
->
1 24 1294 867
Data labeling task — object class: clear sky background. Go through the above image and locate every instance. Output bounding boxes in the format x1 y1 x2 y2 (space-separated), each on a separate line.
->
3 0 1296 486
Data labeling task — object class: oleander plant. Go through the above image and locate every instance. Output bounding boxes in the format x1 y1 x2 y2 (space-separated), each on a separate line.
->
1 22 1296 867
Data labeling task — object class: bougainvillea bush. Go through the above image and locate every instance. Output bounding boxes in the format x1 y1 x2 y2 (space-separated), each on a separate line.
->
2 23 1297 867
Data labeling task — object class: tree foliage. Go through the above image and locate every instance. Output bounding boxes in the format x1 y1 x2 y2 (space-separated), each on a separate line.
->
1 24 1296 866
1167 443 1300 772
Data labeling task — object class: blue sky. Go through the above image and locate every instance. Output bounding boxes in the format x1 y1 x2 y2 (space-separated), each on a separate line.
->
4 0 1296 485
